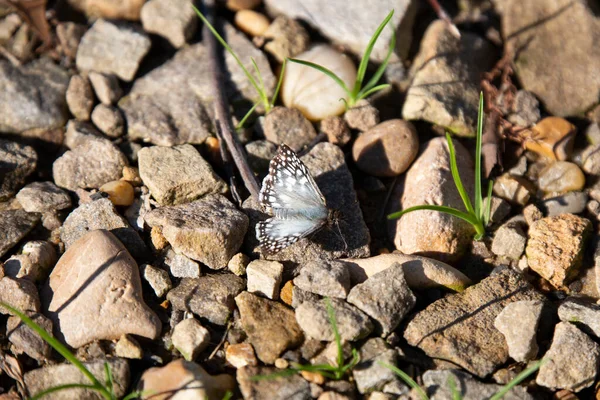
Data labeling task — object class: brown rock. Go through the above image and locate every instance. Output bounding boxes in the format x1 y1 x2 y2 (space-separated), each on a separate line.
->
235 10 270 37
320 116 351 146
263 107 317 152
344 99 380 132
67 0 146 21
66 74 94 121
263 16 310 63
525 117 576 161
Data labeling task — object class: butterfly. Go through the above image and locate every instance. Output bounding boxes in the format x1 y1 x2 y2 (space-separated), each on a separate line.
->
256 144 337 253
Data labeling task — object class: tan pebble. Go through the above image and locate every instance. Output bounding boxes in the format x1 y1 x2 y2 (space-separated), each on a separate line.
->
523 204 543 225
150 226 169 251
225 342 257 368
525 117 576 161
121 166 142 186
226 0 261 11
99 180 134 206
280 280 294 306
493 174 534 205
263 15 309 62
300 370 326 385
274 358 289 369
320 116 351 146
235 10 270 37
538 161 585 194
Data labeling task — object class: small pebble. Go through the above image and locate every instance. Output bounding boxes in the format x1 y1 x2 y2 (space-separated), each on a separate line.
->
493 174 534 205
226 343 258 368
121 166 143 186
280 280 294 306
274 358 289 369
66 74 94 121
227 253 250 276
99 180 135 206
525 117 576 161
115 334 144 359
91 104 125 138
344 99 380 132
235 10 270 37
263 16 309 62
506 90 540 127
246 260 284 300
226 0 261 11
88 72 122 105
538 161 585 194
320 116 351 146
263 107 317 152
172 318 211 361
523 204 543 225
301 370 326 385
141 264 172 298
543 191 588 216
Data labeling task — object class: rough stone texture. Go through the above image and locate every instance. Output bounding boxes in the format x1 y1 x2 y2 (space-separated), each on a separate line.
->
16 181 71 213
120 25 274 146
0 140 37 201
60 198 146 260
88 72 122 105
4 240 57 283
226 342 257 368
236 291 304 364
0 210 40 258
494 300 545 362
138 145 227 206
352 338 405 395
264 0 414 62
63 119 104 149
168 275 246 326
321 116 351 146
52 136 128 190
91 104 124 138
263 107 317 152
76 19 151 81
141 0 197 48
346 263 416 336
387 137 475 263
558 297 600 339
262 15 310 62
145 195 249 269
66 74 94 121
67 0 146 20
537 322 600 392
506 90 541 128
526 214 592 288
141 264 172 298
25 358 129 400
228 252 250 276
293 260 351 299
494 0 600 116
295 298 373 341
237 365 311 400
424 369 534 400
114 335 143 359
171 318 211 361
404 268 547 377
162 249 201 279
245 140 278 174
0 58 69 133
244 142 370 262
0 277 41 315
344 100 380 132
246 260 284 300
491 220 527 261
46 230 161 348
7 312 53 361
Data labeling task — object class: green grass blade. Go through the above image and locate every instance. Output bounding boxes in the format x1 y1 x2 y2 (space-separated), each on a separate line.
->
489 359 545 400
270 58 287 109
447 375 462 400
474 92 485 219
357 83 391 101
29 383 105 400
250 57 269 108
250 369 299 381
387 205 479 226
446 133 475 215
104 362 115 398
288 58 351 98
236 102 260 130
361 22 396 94
483 180 493 226
324 298 344 371
378 362 428 400
0 302 108 396
221 391 234 400
352 10 395 97
122 390 153 400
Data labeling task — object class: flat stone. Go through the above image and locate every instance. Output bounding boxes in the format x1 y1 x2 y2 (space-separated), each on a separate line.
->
0 58 69 133
402 21 495 136
167 274 245 326
236 291 304 364
138 144 227 206
491 220 527 260
387 137 475 263
226 342 258 368
263 107 317 152
543 192 588 216
145 195 248 269
295 298 373 341
120 25 274 146
494 300 545 362
293 260 351 298
347 263 416 336
0 276 41 315
0 210 40 258
526 214 592 288
536 322 600 392
141 264 172 298
404 268 547 377
237 365 311 400
0 139 37 200
114 334 143 359
88 72 122 105
172 318 211 361
76 19 151 81
162 248 201 278
46 230 161 348
66 74 94 121
16 181 71 213
244 142 370 262
24 358 129 400
352 338 404 395
141 0 197 48
7 312 53 361
558 297 600 339
246 260 284 300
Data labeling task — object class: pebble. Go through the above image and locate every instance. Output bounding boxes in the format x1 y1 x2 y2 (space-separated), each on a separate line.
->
491 220 527 260
237 365 311 400
99 180 134 207
0 140 37 201
321 116 351 146
4 241 56 282
138 144 227 206
88 72 122 105
245 140 278 174
16 181 71 213
141 264 172 298
162 248 201 279
66 0 146 20
172 317 211 361
139 359 235 400
0 276 41 316
66 74 94 121
63 119 103 149
91 104 125 138
0 210 40 258
523 203 543 225
263 15 310 62
246 260 284 300
291 285 320 309
295 298 373 341
235 10 270 37
227 253 250 276
141 0 197 48
543 191 588 216
537 161 585 194
347 263 416 336
536 322 600 392
236 291 304 364
281 45 356 121
344 100 380 132
145 195 248 269
226 342 258 368
294 260 351 299
47 230 161 347
0 13 21 42
353 119 419 177
493 300 545 362
227 0 261 10
525 117 576 161
558 297 600 339
263 107 317 152
7 312 53 362
404 268 547 377
526 214 592 288
114 334 143 359
352 338 404 394
56 21 86 60
506 90 541 128
493 173 534 205
76 19 151 81
487 196 512 226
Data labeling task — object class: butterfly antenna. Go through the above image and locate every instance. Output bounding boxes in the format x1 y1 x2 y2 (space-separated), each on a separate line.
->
334 214 348 253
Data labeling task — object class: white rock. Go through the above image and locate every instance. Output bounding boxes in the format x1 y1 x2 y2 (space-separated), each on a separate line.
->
246 260 284 300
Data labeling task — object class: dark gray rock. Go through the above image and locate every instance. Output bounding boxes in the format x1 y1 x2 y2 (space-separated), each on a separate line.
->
352 338 406 395
293 260 351 299
0 210 39 258
0 139 37 201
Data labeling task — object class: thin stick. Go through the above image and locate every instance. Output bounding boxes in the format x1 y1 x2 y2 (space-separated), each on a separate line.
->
202 0 260 200
426 0 461 38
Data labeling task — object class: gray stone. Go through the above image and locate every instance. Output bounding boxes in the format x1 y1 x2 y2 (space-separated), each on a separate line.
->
168 274 246 326
402 21 495 136
346 263 416 336
494 300 545 362
236 291 304 364
141 264 172 298
558 297 600 339
262 15 309 62
162 248 201 278
0 58 69 133
536 322 600 392
145 195 248 269
66 74 94 121
543 191 588 216
0 210 39 258
91 104 124 138
0 139 37 201
491 221 527 260
506 90 541 128
294 260 351 299
88 72 122 105
172 318 211 361
63 119 104 149
291 285 320 309
0 276 41 315
352 338 404 395
245 140 278 174
16 181 71 213
141 0 197 48
138 144 227 206
120 25 274 146
246 260 284 300
295 298 373 341
237 365 311 400
7 312 53 361
76 19 151 81
404 268 547 377
263 107 317 152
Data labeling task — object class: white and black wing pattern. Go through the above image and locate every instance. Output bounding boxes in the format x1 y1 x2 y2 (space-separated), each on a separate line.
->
256 217 327 253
